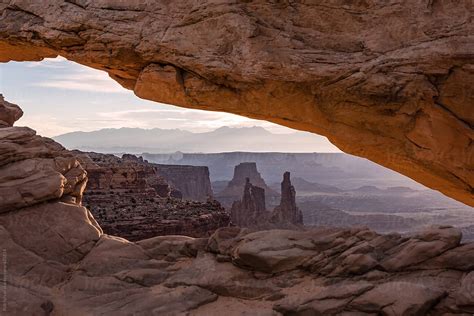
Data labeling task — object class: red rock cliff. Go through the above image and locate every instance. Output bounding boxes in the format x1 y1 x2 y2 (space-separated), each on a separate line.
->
75 151 229 241
153 164 213 202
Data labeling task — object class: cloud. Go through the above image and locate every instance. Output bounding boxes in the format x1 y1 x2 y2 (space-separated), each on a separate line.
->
19 57 308 133
9 56 338 152
25 56 69 69
29 58 130 94
17 114 77 136
34 78 129 94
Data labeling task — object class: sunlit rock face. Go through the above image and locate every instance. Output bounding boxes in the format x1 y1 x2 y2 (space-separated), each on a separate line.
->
0 1 472 206
1 96 474 315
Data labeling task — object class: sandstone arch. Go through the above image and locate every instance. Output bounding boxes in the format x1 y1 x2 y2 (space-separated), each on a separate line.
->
0 1 472 205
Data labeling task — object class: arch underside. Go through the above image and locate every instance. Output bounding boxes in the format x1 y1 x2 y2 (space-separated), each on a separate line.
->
0 0 472 206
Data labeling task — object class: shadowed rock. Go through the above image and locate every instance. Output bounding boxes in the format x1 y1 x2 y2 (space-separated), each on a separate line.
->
230 172 303 228
217 162 279 208
271 172 303 225
230 177 268 227
153 163 213 202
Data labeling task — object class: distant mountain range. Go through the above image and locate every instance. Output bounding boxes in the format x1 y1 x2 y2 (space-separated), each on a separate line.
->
53 126 341 153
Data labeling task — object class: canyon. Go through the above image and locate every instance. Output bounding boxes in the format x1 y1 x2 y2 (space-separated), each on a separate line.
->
1 96 473 315
75 150 229 241
0 1 472 205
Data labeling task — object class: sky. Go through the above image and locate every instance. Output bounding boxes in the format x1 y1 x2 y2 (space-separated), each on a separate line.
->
0 56 341 152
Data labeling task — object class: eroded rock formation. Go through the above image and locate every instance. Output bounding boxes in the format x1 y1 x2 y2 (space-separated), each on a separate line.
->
0 95 87 212
75 151 229 241
76 151 171 197
230 172 303 228
217 162 279 208
0 1 472 205
1 97 473 315
153 164 213 202
230 177 268 227
271 172 303 225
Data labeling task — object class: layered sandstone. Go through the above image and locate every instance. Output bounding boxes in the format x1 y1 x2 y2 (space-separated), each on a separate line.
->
1 98 473 314
75 151 170 197
0 97 87 212
75 151 229 241
0 2 472 205
153 164 213 202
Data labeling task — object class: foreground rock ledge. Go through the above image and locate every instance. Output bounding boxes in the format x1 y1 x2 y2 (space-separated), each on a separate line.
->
0 1 472 206
4 210 474 315
1 96 473 315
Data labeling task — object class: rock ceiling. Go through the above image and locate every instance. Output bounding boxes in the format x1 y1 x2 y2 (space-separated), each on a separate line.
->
0 1 472 205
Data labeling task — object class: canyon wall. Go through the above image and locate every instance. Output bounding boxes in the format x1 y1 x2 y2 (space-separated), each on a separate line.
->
76 151 171 197
75 151 228 240
0 1 472 205
153 164 213 202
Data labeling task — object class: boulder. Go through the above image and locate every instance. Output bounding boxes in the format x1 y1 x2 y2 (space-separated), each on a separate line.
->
0 202 101 265
231 230 322 273
0 157 87 213
417 242 474 271
350 281 445 316
381 226 462 271
164 253 281 299
456 272 474 312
